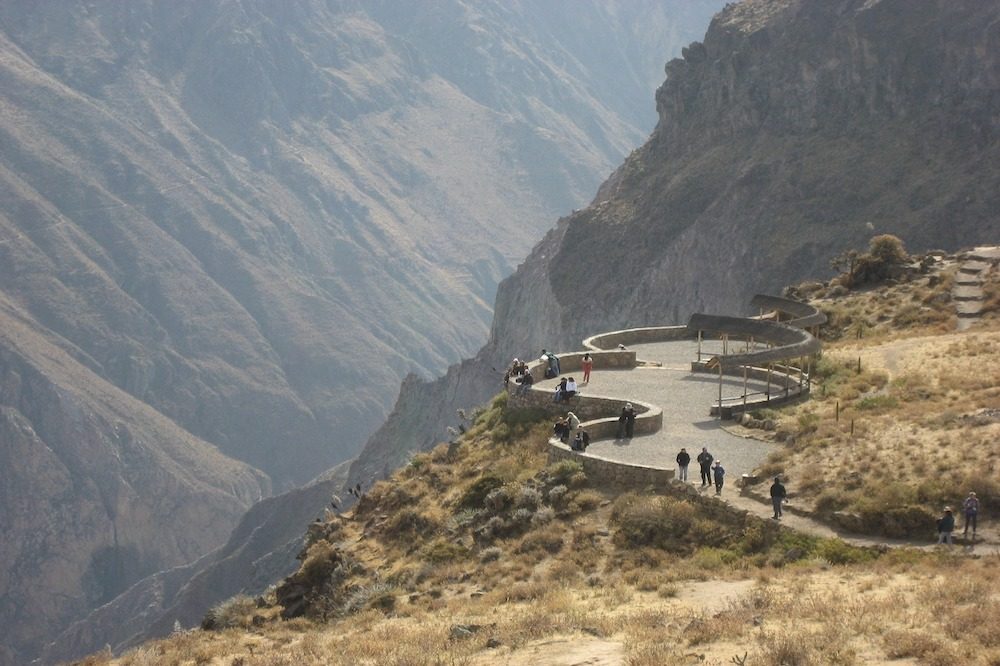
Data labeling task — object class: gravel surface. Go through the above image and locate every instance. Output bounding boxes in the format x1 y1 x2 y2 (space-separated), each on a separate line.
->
541 340 778 482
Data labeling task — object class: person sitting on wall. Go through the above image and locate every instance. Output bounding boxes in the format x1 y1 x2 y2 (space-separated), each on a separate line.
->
571 428 590 452
516 370 534 396
564 377 578 400
553 377 568 402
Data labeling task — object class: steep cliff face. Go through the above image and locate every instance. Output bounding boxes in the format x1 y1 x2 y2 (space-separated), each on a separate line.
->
0 307 268 661
530 0 1000 348
0 2 721 661
348 0 1000 491
40 469 346 664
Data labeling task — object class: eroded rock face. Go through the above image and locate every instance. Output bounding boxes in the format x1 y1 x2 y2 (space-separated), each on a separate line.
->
347 0 1000 503
0 339 267 664
0 1 721 660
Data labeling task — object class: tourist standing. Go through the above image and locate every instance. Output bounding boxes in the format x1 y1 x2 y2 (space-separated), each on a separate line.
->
566 411 580 442
713 460 725 495
963 491 980 538
541 349 561 377
770 477 787 519
624 402 636 438
937 507 955 545
676 448 690 482
697 447 714 486
581 353 593 383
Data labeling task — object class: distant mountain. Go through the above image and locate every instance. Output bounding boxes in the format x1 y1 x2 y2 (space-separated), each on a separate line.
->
0 1 720 661
346 0 1000 503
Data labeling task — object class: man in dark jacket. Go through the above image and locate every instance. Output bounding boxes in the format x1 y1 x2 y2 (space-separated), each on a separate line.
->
676 448 691 482
697 447 713 486
770 477 787 519
937 507 955 545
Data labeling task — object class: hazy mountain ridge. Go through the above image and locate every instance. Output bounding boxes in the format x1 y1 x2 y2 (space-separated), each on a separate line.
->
345 0 1000 508
0 1 722 661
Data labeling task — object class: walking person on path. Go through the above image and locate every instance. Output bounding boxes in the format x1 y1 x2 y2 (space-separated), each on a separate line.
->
581 353 593 384
963 491 980 539
937 507 955 545
676 448 690 482
713 460 726 495
770 477 787 519
697 447 714 486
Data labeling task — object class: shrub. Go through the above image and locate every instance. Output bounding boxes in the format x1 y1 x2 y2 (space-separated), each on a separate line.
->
516 531 564 555
610 495 697 551
532 506 555 525
540 460 587 489
342 582 396 615
201 594 257 630
478 546 503 563
546 485 569 506
421 538 469 564
300 540 341 587
457 475 505 511
814 539 875 565
856 504 936 538
514 486 542 511
484 486 514 513
383 508 438 541
856 394 898 411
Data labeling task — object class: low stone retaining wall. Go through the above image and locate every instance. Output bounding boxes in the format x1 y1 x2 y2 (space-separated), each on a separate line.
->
582 325 691 352
548 442 674 487
507 389 662 437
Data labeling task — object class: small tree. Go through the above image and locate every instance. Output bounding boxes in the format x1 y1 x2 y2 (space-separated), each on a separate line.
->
868 234 908 265
835 234 909 288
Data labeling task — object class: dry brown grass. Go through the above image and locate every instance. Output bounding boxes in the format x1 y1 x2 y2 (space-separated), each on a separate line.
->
92 269 1000 666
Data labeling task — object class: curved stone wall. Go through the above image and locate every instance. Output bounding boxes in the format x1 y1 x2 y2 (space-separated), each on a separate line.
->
582 325 691 353
507 296 821 487
750 294 828 329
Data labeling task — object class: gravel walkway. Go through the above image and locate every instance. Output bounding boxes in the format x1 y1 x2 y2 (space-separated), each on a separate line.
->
540 340 778 482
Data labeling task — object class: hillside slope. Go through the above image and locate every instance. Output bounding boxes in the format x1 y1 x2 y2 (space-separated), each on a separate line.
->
347 0 1000 495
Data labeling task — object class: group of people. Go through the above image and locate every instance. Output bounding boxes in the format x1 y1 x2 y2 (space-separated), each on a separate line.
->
936 491 981 545
553 377 578 403
553 412 589 451
675 447 732 498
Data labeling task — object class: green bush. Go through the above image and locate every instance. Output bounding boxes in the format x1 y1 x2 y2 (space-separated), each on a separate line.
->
814 539 876 565
540 460 587 489
457 475 505 511
421 538 469 564
856 395 899 411
610 495 696 551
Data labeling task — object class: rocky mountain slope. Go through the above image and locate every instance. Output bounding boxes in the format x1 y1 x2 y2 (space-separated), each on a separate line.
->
346 0 1000 495
0 1 721 662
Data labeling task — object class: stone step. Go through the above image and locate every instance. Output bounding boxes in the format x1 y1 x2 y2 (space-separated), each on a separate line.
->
955 301 984 315
953 285 984 300
959 262 990 273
